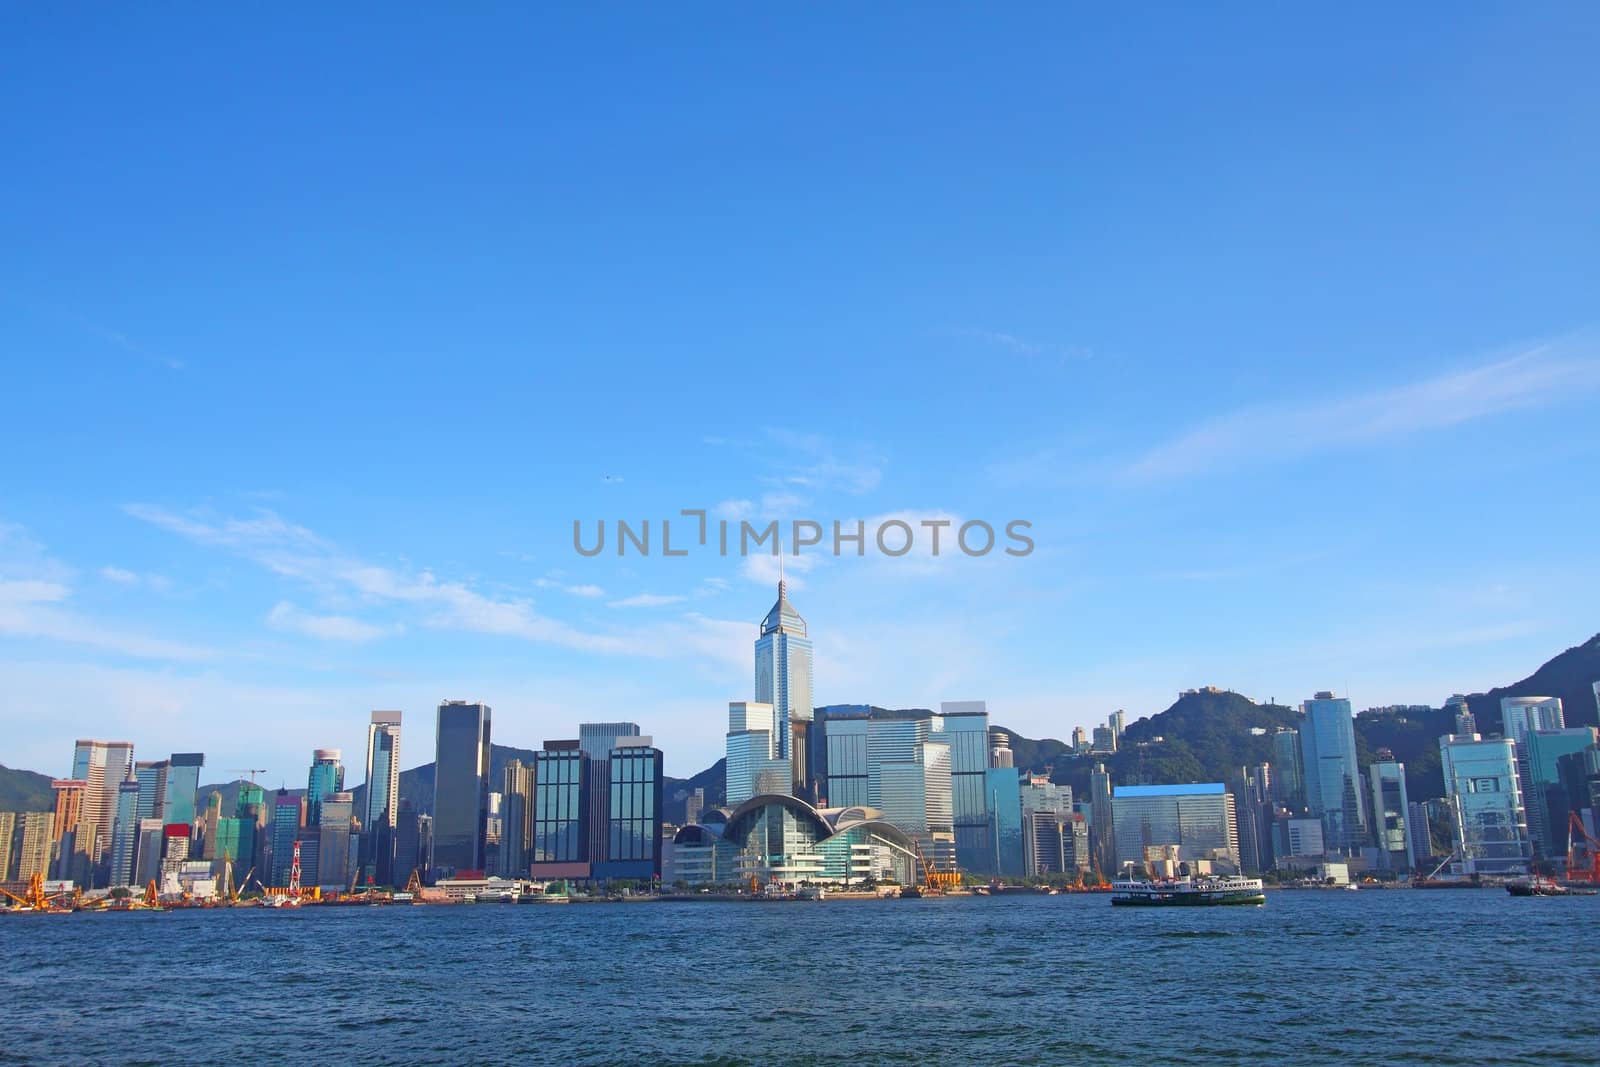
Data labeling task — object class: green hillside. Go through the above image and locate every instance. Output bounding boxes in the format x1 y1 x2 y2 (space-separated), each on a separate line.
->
0 765 56 812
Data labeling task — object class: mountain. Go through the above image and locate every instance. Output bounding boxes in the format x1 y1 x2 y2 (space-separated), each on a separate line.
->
664 758 725 824
1465 632 1600 730
0 765 56 812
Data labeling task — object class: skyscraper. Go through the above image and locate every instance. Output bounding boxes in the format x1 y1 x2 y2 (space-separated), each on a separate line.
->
939 702 993 872
134 760 167 821
70 739 134 868
1500 696 1564 746
1111 783 1241 874
363 712 402 883
1368 761 1415 871
50 778 90 884
1524 727 1599 858
109 779 141 886
1109 710 1127 739
1299 693 1366 853
317 792 356 889
305 749 345 826
1089 762 1114 877
725 701 786 806
270 789 304 887
393 799 429 886
162 753 204 828
530 742 588 879
754 580 814 794
1270 728 1305 810
433 700 492 875
595 738 664 883
500 759 533 879
1441 732 1529 875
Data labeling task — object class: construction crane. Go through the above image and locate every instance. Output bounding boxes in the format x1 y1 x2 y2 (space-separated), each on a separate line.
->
0 874 69 913
227 768 268 783
288 839 302 895
403 869 422 895
1567 812 1600 884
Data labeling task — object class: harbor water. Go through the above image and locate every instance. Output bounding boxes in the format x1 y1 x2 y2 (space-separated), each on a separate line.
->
3 890 1597 1065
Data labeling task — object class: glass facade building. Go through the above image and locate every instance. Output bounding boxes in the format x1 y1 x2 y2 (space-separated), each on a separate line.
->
162 753 204 829
530 746 587 875
1299 694 1366 853
305 749 345 827
677 795 920 888
1368 761 1415 871
109 780 141 886
433 701 492 875
754 581 814 794
1111 783 1241 874
362 712 402 882
270 789 304 887
938 703 993 872
1270 728 1305 810
134 760 167 821
987 767 1025 876
597 743 663 881
1440 733 1530 876
1524 727 1598 858
724 702 781 807
1500 696 1564 746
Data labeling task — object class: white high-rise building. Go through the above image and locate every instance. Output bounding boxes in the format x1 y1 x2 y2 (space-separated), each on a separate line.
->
1440 733 1529 876
1500 696 1564 746
725 702 787 807
70 739 135 866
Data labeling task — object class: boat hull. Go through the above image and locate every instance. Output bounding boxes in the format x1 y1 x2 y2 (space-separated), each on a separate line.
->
1111 892 1266 907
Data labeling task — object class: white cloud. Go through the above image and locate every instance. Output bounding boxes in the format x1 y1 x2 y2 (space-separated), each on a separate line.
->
127 503 757 664
535 577 606 598
100 565 139 585
1122 336 1600 482
739 552 818 589
608 593 688 608
0 526 209 662
267 602 396 643
714 499 754 520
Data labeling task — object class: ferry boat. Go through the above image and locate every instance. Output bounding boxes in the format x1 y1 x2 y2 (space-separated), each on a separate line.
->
1110 875 1266 907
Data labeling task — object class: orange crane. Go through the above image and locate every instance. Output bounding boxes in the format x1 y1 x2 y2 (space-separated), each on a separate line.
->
1567 812 1600 884
0 874 70 913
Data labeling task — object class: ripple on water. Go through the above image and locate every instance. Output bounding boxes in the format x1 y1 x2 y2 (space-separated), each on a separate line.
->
2 893 1598 1065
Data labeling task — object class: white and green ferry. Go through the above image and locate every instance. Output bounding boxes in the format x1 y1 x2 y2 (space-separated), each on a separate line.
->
1110 875 1266 907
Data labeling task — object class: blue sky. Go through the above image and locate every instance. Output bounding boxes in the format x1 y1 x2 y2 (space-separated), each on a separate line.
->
3 7 1598 781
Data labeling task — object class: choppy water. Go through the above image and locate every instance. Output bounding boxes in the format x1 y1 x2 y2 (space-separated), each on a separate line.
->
3 891 1597 1065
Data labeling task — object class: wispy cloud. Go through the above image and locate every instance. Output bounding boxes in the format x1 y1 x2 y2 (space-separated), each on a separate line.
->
267 601 397 643
608 593 688 608
765 429 883 495
0 576 213 661
1122 336 1600 482
954 327 1092 365
69 315 184 371
534 577 606 598
125 503 748 661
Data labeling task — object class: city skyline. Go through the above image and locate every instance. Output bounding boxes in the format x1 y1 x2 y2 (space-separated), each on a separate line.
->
5 7 1600 781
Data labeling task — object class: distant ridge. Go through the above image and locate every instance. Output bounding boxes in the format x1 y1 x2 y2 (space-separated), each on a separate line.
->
1464 632 1600 730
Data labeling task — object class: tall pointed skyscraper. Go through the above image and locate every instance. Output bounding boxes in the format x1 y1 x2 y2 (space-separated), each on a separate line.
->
755 579 814 796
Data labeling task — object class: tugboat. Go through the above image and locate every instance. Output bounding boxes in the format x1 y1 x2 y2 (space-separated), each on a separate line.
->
1507 875 1569 897
1111 875 1266 907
